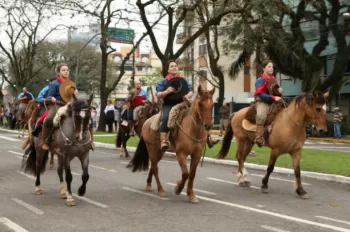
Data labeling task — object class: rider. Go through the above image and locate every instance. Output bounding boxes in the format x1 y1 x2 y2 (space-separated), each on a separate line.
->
17 87 34 102
126 79 149 136
254 60 282 147
156 60 220 150
31 78 56 137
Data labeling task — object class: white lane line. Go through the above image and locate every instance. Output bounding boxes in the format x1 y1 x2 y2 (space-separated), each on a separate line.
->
182 193 350 232
249 174 311 185
71 172 80 176
89 164 117 173
260 225 290 232
161 160 178 164
317 142 331 145
207 177 260 190
17 171 35 180
120 162 128 165
9 150 23 156
122 187 169 200
72 193 108 208
315 216 350 226
0 136 21 141
166 182 216 195
304 141 313 144
0 217 30 232
12 198 44 215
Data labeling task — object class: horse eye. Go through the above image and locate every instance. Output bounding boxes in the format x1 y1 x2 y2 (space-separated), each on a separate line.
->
316 108 321 112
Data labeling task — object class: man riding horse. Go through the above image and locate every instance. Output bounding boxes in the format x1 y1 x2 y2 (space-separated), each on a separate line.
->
17 87 34 121
126 79 149 136
33 63 95 150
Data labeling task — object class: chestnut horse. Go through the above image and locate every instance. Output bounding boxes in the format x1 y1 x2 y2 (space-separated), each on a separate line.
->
217 92 328 199
127 85 215 203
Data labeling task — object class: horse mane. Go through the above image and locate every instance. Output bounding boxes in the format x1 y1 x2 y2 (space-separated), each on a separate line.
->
294 92 326 107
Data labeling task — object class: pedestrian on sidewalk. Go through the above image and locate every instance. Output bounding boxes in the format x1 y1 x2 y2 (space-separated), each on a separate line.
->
333 107 343 139
219 100 230 136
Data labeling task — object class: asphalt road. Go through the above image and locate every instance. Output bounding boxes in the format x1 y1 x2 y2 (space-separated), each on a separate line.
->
0 131 350 232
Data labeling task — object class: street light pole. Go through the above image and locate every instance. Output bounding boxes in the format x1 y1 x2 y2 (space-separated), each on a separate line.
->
75 33 101 85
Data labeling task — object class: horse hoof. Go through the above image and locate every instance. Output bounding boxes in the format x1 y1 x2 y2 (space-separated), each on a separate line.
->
300 193 309 199
189 197 199 204
145 185 152 192
78 186 86 196
174 186 182 195
120 154 124 158
244 181 251 187
49 164 54 169
66 200 76 206
159 191 167 198
238 182 246 187
261 188 268 194
60 193 67 199
35 189 42 195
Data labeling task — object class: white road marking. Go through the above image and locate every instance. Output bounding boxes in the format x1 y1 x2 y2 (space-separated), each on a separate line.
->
207 177 260 190
315 216 350 226
72 193 108 208
166 183 216 195
17 171 35 180
120 162 128 165
9 150 23 156
0 217 30 232
249 174 311 185
12 198 44 215
0 136 21 141
89 164 117 172
71 172 80 176
122 187 169 200
182 193 350 232
260 225 290 232
16 156 24 160
161 160 178 164
317 142 332 144
304 141 313 144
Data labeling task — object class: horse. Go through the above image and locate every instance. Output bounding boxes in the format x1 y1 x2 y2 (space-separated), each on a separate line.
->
21 100 56 169
216 92 328 199
127 85 215 203
21 96 93 206
15 100 29 138
116 102 158 158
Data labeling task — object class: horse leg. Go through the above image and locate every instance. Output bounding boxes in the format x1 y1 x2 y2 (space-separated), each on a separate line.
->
124 133 130 158
175 151 189 196
235 138 246 187
146 167 153 192
57 156 67 199
149 146 166 197
78 153 90 197
34 154 42 195
291 149 308 199
187 152 201 204
240 140 254 187
261 149 278 193
49 152 55 169
64 157 75 206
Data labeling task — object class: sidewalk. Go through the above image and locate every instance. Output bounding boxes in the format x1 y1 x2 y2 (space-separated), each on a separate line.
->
210 130 350 144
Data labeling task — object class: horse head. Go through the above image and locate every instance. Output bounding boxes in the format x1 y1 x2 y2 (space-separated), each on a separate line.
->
295 91 328 133
192 85 215 130
70 98 91 141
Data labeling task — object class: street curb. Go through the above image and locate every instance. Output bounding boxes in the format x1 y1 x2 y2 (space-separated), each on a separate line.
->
307 137 350 144
94 142 350 185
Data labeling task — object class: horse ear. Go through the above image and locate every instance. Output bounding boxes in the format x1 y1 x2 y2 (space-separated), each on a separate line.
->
197 84 203 96
88 94 94 106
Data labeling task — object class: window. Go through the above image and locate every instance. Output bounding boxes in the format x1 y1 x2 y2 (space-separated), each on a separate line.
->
137 67 142 71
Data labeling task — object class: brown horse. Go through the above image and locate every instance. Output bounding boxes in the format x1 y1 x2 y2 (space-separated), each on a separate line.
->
127 85 215 203
217 92 328 199
21 101 55 168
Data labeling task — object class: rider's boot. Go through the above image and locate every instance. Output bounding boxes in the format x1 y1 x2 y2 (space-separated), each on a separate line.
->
254 125 265 148
41 126 50 150
160 132 170 150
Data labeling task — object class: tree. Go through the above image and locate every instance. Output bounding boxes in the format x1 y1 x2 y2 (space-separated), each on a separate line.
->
224 0 350 99
0 0 64 94
142 69 163 86
135 0 248 78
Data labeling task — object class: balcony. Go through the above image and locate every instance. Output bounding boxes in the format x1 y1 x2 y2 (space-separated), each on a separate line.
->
177 58 194 70
176 32 189 44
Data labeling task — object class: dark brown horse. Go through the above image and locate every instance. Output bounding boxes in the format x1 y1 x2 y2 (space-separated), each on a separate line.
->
127 85 215 203
217 92 328 199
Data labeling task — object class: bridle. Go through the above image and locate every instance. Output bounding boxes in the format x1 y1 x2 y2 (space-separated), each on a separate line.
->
283 98 319 128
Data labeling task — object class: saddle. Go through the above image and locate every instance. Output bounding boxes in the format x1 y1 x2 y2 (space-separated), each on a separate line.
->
150 102 190 145
242 78 284 135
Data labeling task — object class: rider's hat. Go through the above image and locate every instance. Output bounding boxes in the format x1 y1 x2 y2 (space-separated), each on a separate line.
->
59 79 76 103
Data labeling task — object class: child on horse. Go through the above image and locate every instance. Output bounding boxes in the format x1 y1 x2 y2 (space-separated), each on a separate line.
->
254 60 283 146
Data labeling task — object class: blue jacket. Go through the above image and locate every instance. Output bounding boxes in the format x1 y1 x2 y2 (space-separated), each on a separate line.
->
36 86 49 103
47 80 63 101
255 77 275 102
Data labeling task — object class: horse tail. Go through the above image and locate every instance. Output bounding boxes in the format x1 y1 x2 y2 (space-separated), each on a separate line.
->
21 143 49 175
126 137 149 172
116 126 122 148
216 113 235 159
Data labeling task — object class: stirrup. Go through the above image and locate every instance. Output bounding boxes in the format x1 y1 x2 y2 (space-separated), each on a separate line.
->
254 135 265 147
160 140 169 150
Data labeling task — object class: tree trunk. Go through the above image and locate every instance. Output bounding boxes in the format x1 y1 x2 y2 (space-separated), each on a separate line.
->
97 31 108 132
